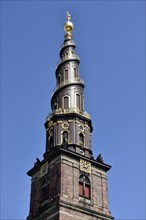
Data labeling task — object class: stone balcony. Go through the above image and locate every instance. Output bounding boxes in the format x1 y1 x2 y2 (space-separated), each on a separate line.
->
56 54 80 70
46 107 90 121
52 78 84 95
60 39 75 51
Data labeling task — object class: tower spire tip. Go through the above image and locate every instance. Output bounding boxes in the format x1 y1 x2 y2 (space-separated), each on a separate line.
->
64 11 74 39
66 11 71 21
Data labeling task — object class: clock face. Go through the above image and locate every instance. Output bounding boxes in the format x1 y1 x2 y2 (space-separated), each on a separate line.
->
80 159 91 173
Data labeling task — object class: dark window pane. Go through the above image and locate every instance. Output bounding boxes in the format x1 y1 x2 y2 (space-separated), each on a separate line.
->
64 96 69 109
42 185 49 202
54 103 58 110
79 133 84 146
57 75 61 84
63 131 68 143
49 136 53 147
65 69 68 81
73 68 78 78
76 94 80 109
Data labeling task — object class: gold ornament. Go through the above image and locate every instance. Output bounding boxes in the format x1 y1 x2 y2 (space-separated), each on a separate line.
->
64 12 74 39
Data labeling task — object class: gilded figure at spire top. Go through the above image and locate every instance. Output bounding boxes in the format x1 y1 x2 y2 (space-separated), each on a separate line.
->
66 11 71 21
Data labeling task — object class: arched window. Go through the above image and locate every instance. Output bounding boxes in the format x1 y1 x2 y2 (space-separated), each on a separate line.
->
79 175 91 199
73 68 78 78
57 74 61 85
79 133 84 146
62 131 68 144
64 69 68 81
63 96 69 109
49 135 53 147
76 94 80 109
54 103 58 110
41 178 49 202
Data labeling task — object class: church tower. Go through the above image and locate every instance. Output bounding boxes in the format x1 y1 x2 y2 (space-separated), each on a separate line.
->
27 13 114 220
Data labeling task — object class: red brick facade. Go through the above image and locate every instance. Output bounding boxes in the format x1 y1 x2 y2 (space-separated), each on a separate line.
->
27 148 114 220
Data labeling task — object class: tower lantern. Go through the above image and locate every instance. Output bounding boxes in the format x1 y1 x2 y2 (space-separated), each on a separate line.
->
26 13 114 220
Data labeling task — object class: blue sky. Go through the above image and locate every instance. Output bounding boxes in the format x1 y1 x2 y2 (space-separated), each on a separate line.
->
1 1 145 219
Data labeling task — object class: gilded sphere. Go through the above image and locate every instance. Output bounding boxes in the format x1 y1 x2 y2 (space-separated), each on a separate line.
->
64 21 74 33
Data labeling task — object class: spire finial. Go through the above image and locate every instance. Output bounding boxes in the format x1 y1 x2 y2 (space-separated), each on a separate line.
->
66 11 71 21
64 11 74 39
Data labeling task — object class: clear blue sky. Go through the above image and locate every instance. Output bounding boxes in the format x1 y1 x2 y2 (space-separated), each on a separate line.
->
1 1 145 219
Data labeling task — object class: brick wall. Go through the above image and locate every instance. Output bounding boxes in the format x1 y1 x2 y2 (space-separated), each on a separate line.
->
59 154 112 218
27 152 113 220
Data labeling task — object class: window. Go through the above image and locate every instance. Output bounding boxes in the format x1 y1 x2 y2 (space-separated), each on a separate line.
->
73 68 78 78
42 185 49 201
79 133 84 146
41 178 49 202
49 135 53 147
64 69 68 81
62 131 68 144
54 103 58 110
79 182 83 196
57 74 61 85
64 96 69 109
79 175 91 199
76 94 80 109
